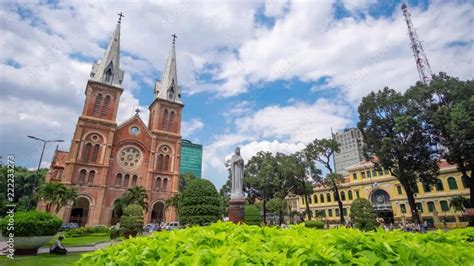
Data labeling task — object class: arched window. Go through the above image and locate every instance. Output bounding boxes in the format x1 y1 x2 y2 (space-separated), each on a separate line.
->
435 179 444 191
92 144 100 163
79 169 87 185
83 143 92 162
333 192 339 201
52 171 58 179
440 200 449 212
308 196 312 204
162 178 168 192
340 191 346 201
462 175 470 188
93 94 102 116
157 154 164 171
87 171 95 185
104 63 113 83
162 109 169 129
314 194 318 204
164 155 170 171
155 177 162 190
58 170 63 179
123 174 130 187
131 175 138 186
348 190 353 200
115 173 122 187
169 111 175 131
447 177 458 190
326 193 331 202
320 194 324 203
101 95 111 117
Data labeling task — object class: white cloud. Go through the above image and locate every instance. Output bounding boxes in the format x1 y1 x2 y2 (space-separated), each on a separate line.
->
236 98 352 143
264 0 290 18
181 118 204 138
341 0 377 13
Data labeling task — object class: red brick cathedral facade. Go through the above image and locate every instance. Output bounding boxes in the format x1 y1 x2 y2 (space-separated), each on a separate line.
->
39 19 183 226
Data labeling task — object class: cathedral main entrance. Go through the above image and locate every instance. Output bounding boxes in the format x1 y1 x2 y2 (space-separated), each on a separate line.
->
69 197 90 226
151 202 165 223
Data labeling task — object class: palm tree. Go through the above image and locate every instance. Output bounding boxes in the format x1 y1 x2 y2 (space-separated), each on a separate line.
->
37 182 78 213
123 186 148 211
55 187 78 213
113 186 149 221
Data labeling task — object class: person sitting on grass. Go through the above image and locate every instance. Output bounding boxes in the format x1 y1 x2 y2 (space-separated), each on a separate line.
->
50 236 68 255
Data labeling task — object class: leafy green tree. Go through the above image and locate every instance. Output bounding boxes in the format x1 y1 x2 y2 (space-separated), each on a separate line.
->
245 152 279 224
244 204 262 225
406 73 474 224
358 87 439 224
0 166 47 214
245 152 301 224
121 204 144 236
305 139 345 224
179 173 198 192
350 198 377 231
219 170 232 217
267 198 288 225
180 179 221 226
292 152 319 219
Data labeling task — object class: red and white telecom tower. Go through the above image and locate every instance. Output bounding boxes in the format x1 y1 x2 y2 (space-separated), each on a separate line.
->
401 3 433 85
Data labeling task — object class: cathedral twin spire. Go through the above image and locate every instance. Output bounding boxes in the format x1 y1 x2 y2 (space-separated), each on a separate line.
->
90 14 181 104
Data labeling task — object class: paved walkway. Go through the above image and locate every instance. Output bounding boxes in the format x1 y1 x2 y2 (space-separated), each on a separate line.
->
0 241 114 255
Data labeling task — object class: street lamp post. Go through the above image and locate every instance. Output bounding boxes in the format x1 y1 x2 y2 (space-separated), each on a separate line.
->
27 135 64 209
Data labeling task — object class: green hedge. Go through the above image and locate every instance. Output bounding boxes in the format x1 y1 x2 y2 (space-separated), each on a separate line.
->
305 220 324 229
77 222 474 265
0 211 62 237
64 226 110 237
244 205 261 225
179 179 220 226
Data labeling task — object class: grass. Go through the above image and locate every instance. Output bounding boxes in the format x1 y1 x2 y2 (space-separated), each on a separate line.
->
43 234 111 247
0 252 82 266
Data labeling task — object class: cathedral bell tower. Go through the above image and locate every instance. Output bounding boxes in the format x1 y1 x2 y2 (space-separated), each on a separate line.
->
148 34 183 135
63 16 125 192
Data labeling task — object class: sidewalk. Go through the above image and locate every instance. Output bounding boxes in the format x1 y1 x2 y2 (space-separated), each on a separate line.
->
0 241 114 255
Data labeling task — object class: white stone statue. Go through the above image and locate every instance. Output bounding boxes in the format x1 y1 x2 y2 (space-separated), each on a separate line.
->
229 147 244 200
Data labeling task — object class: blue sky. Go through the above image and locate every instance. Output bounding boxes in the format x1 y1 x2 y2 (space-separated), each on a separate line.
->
0 0 472 189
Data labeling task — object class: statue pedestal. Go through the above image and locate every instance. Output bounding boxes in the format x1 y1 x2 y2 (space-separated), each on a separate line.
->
228 198 245 224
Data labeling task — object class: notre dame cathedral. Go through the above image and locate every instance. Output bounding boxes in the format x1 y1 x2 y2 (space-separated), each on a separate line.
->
38 17 183 226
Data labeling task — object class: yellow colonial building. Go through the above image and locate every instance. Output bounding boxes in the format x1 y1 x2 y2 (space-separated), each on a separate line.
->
290 160 470 228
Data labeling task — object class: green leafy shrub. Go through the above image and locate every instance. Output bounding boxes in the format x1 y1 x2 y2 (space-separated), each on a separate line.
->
77 222 474 265
64 226 110 237
121 204 144 233
350 198 377 231
180 179 220 226
305 220 324 229
244 205 261 225
0 211 61 237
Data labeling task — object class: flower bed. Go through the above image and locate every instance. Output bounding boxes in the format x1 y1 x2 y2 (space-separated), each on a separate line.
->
77 222 474 265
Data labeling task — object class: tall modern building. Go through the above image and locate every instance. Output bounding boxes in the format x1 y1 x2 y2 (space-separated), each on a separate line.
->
179 139 202 178
333 128 364 176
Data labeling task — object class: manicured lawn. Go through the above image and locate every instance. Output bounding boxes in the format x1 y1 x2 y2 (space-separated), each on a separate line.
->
0 252 82 266
43 234 111 247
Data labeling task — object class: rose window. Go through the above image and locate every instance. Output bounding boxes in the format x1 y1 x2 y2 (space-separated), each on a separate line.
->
118 146 142 169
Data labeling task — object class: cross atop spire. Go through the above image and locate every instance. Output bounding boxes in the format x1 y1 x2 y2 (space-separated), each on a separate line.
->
117 12 124 23
172 34 177 45
135 108 141 115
